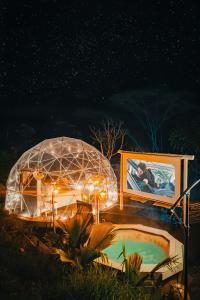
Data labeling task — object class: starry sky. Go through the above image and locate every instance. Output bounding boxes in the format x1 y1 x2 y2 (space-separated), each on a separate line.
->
1 0 200 151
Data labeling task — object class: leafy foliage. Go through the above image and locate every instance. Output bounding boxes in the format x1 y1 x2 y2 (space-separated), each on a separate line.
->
119 244 179 289
45 212 116 268
169 128 200 154
169 119 200 180
0 208 184 300
118 244 142 285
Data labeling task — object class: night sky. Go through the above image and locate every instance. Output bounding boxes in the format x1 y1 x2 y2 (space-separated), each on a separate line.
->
1 0 200 153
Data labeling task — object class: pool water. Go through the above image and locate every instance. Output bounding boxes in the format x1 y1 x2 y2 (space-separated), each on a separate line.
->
103 239 167 264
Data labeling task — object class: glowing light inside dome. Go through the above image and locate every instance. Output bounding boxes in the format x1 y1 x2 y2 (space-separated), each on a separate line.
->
5 137 118 220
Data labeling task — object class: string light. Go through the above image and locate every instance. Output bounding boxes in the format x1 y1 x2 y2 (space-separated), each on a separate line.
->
5 137 118 219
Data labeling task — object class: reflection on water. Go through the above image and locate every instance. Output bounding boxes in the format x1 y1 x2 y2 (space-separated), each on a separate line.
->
103 229 168 265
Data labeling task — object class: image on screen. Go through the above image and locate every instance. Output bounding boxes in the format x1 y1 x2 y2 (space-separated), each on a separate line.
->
127 159 175 198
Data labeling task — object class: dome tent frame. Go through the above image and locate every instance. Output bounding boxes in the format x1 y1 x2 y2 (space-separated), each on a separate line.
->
5 137 118 220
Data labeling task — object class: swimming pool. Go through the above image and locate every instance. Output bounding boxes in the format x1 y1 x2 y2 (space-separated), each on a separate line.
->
103 236 167 264
97 224 183 280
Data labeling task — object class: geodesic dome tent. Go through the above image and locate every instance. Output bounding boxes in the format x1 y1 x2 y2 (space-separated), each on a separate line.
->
5 137 118 220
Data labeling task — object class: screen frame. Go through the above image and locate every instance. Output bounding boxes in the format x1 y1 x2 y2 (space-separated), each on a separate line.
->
122 152 181 204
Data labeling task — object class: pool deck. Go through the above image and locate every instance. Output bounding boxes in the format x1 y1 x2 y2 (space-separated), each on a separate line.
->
101 197 183 240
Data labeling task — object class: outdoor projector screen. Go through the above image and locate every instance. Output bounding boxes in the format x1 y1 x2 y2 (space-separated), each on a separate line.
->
128 159 175 197
122 152 181 204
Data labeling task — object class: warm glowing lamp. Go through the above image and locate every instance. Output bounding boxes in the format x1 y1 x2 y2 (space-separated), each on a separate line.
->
83 194 88 200
33 170 45 216
51 182 61 232
88 175 106 224
76 183 83 191
33 170 45 180
87 183 95 193
53 188 59 194
99 191 107 199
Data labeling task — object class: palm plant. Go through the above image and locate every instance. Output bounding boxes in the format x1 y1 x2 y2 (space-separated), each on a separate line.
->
49 212 116 269
119 245 142 286
119 244 179 288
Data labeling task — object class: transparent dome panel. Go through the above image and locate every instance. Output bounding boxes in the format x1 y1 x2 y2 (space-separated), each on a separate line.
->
5 137 118 220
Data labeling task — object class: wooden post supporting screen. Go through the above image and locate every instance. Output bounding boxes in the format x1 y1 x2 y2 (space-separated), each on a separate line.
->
119 152 124 210
183 159 189 224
